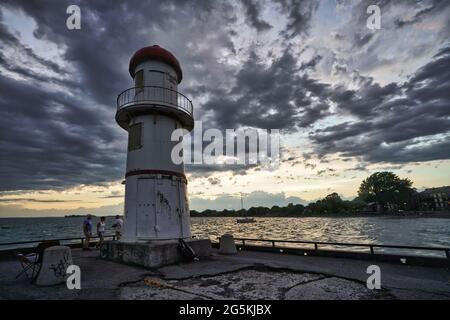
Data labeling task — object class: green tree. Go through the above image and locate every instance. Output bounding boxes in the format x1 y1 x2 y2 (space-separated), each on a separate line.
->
323 192 348 213
358 172 415 210
348 197 367 213
307 193 348 214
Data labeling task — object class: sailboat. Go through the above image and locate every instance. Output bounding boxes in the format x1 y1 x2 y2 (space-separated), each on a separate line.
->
236 217 256 223
236 193 256 223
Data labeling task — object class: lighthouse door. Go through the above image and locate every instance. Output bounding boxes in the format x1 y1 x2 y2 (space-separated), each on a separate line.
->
165 73 178 106
155 179 182 238
136 178 157 239
147 70 165 103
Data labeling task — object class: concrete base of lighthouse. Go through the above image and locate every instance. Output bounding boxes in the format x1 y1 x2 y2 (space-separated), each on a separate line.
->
100 238 211 268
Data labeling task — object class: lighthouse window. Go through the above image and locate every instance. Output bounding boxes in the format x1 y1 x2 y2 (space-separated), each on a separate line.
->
135 70 144 93
166 73 176 85
128 123 142 151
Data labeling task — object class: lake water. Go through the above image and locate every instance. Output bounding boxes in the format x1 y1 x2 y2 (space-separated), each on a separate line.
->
1 216 449 256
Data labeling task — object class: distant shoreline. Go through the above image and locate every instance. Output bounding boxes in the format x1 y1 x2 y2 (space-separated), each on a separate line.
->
1 211 449 219
191 211 450 219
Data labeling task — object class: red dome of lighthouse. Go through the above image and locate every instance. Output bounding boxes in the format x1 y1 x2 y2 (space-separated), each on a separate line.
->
129 45 183 83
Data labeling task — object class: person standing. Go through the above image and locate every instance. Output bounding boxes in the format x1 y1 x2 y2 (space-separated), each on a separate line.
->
95 217 106 249
83 215 93 251
112 215 123 240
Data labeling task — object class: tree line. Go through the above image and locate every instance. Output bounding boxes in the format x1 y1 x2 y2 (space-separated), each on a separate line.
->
190 171 418 217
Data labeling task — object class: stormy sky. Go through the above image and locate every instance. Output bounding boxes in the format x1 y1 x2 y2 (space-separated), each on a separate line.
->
0 0 449 216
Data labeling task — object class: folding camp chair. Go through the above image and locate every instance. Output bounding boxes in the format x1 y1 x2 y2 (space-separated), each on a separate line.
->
15 240 60 283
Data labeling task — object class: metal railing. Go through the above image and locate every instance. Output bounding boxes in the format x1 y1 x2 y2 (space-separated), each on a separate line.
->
213 237 450 267
225 237 450 257
117 86 193 117
3 235 449 266
0 235 116 252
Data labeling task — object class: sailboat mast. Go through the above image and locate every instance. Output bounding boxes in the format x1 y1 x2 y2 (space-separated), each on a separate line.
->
240 193 244 210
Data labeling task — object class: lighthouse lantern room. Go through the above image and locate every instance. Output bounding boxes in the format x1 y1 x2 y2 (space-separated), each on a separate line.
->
115 45 194 242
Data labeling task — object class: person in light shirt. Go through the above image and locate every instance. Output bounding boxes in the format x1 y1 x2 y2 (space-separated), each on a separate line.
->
95 216 106 249
112 215 123 240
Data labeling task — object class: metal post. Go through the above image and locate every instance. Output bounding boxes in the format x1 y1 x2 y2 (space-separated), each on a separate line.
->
272 241 276 247
314 243 318 250
370 246 374 254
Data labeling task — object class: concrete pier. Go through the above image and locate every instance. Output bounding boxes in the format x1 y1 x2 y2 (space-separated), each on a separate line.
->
101 239 211 268
0 248 449 300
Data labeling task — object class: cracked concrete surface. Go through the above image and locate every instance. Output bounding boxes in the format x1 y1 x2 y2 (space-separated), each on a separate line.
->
0 248 448 300
119 268 391 300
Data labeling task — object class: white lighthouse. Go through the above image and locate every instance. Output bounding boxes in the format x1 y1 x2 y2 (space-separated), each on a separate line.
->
116 45 194 242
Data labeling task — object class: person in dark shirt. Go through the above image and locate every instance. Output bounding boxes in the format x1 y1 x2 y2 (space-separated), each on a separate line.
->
82 215 93 251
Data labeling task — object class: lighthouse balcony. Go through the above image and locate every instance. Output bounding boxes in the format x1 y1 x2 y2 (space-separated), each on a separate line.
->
116 86 194 130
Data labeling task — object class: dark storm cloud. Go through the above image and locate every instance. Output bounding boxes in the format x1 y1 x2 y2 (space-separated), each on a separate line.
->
0 72 124 191
329 76 399 118
240 0 272 31
394 0 450 28
0 20 66 76
0 19 78 90
202 50 330 130
2 0 226 106
299 54 322 71
0 0 237 191
1 0 448 193
352 32 374 49
274 0 319 38
310 45 450 164
345 0 450 31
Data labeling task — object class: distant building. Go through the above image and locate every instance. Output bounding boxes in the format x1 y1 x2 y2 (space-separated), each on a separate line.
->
417 186 450 211
365 202 381 213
